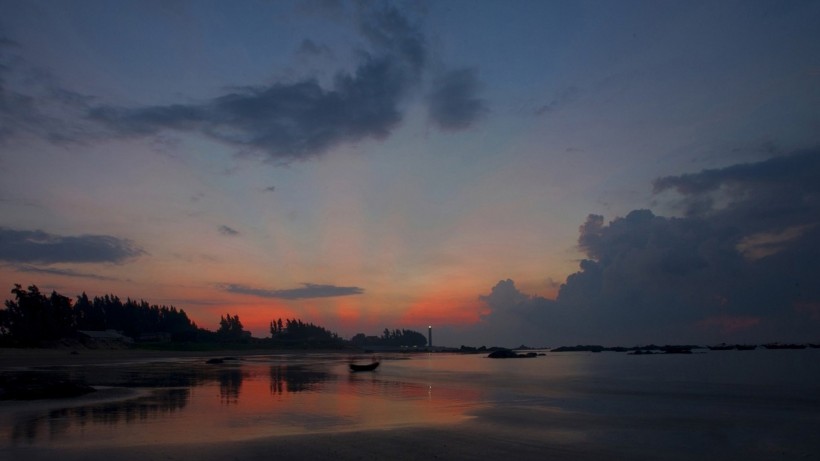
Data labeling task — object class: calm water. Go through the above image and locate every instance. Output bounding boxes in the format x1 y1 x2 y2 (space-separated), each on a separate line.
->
2 349 819 453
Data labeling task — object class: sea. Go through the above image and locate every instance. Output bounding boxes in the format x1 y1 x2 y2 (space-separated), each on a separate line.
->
1 348 819 457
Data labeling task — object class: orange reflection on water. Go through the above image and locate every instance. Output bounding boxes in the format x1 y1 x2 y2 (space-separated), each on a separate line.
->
2 358 484 449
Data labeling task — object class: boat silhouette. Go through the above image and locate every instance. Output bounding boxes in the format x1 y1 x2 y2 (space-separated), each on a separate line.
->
349 362 380 372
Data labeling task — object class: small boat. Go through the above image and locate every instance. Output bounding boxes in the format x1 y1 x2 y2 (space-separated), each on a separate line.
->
349 362 380 372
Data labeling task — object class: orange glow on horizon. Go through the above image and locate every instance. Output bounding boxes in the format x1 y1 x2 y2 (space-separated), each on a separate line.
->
399 292 486 327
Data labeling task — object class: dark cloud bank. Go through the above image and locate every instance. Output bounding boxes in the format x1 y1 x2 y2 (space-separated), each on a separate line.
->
472 150 820 346
0 228 143 265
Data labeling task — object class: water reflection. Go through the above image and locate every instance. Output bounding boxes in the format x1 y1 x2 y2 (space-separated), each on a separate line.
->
1 355 486 448
269 365 333 394
9 388 190 444
218 368 243 404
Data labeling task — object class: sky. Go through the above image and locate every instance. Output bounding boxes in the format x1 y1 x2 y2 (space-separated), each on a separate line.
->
1 0 819 347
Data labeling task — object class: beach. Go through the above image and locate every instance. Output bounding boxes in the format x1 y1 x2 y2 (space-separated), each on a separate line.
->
2 348 819 460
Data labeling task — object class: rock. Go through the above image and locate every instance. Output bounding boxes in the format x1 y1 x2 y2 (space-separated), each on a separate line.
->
487 349 538 359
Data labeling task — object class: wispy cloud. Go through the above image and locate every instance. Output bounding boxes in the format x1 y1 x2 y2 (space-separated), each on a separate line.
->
296 38 333 59
10 264 119 281
535 86 580 116
428 68 487 130
0 36 95 144
218 225 239 236
222 282 364 300
0 228 144 264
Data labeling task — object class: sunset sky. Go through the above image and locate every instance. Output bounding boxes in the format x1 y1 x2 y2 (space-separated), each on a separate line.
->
1 0 819 347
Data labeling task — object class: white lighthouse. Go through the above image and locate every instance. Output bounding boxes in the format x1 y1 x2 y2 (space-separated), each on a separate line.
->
428 325 432 349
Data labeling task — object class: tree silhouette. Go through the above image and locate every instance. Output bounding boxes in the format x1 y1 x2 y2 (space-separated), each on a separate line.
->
1 284 199 345
350 328 427 347
1 284 74 345
217 313 245 341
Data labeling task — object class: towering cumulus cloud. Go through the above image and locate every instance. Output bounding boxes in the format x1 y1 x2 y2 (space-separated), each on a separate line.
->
479 150 820 345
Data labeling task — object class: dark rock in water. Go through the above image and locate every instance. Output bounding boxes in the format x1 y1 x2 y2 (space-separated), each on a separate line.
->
550 345 605 353
206 356 240 364
487 349 538 359
628 350 654 355
0 373 96 400
661 346 693 354
488 349 519 358
763 343 807 350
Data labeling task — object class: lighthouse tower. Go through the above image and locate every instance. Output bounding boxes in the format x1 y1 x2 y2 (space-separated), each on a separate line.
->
428 325 432 349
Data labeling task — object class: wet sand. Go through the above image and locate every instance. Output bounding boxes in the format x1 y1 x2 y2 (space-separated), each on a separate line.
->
5 410 815 461
1 425 614 461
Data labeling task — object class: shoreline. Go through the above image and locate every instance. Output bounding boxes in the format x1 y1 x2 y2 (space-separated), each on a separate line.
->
0 347 358 369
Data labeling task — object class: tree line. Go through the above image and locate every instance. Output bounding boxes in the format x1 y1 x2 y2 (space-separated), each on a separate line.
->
1 284 429 349
0 284 199 346
350 328 427 348
270 318 339 342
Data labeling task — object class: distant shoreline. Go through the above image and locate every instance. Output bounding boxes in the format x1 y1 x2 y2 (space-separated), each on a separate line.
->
3 341 817 369
0 347 357 369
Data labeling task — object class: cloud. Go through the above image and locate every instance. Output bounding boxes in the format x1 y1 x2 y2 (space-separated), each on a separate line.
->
652 149 820 232
0 228 144 264
0 37 94 144
222 282 364 300
428 68 487 130
459 279 558 347
3 4 488 159
88 4 429 162
218 225 239 236
535 86 580 116
296 39 333 58
0 38 35 141
10 264 119 281
475 149 820 345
